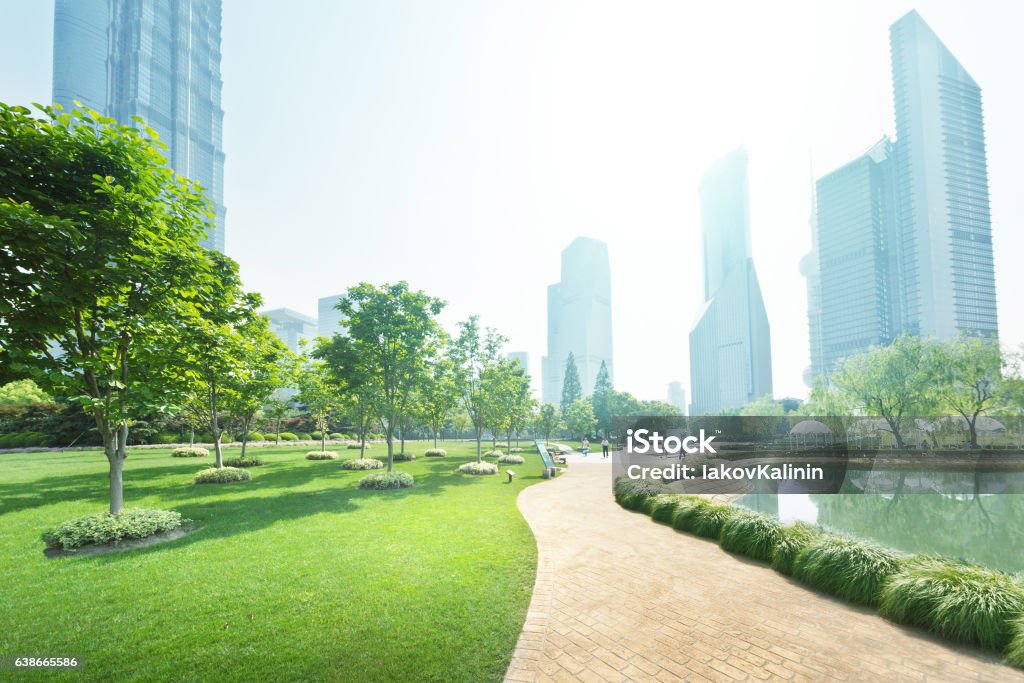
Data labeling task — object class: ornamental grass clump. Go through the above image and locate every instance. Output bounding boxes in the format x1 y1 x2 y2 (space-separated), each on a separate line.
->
794 535 903 606
484 449 504 458
358 471 415 489
771 522 825 575
879 558 1024 651
393 452 416 462
497 454 524 464
612 477 666 511
646 494 687 524
42 508 189 550
720 511 784 562
171 447 208 458
341 458 384 470
690 502 739 539
347 443 370 450
424 448 447 457
669 497 709 532
458 461 498 475
305 451 339 460
1009 618 1024 668
193 467 251 484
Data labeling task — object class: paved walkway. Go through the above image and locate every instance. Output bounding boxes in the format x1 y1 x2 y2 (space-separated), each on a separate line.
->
505 456 1023 682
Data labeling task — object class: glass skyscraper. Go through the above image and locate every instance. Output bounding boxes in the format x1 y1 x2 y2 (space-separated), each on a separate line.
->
688 148 773 415
542 237 613 404
52 0 227 252
805 10 999 381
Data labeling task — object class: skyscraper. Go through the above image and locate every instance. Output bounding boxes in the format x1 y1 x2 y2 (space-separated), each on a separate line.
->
688 148 773 415
263 308 317 354
542 237 613 405
318 294 344 339
804 10 999 379
52 0 227 252
667 381 687 415
890 10 997 340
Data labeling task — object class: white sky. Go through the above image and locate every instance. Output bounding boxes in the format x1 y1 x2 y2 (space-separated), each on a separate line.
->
2 1 1022 402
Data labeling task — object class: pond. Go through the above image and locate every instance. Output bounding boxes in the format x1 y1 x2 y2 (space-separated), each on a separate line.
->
739 479 1024 573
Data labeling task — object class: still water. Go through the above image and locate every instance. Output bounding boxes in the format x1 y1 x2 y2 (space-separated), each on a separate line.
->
739 473 1024 573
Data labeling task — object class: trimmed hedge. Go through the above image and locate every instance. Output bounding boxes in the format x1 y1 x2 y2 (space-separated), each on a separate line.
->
458 462 498 475
42 508 189 550
720 511 784 562
223 456 264 467
347 443 369 450
311 431 324 440
193 467 251 484
879 558 1024 651
245 431 265 442
358 471 415 489
794 536 903 606
278 432 298 441
392 452 416 462
424 448 447 457
306 451 339 460
171 447 209 458
329 433 345 440
297 432 313 440
341 458 384 470
497 454 524 464
771 522 824 575
152 433 179 444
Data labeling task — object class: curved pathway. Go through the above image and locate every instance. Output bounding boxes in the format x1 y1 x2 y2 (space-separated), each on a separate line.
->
505 455 1023 682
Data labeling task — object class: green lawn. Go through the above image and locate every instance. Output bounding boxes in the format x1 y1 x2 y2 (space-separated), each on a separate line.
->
0 441 547 681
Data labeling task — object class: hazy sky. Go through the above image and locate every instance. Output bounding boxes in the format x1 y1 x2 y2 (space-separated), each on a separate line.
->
2 1 1023 403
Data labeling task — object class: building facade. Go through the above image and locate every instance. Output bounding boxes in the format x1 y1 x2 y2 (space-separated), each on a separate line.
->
688 148 773 415
317 294 344 339
667 381 687 415
542 237 613 404
53 0 227 252
263 308 317 355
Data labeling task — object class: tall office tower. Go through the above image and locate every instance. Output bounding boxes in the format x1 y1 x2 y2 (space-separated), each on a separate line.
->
811 139 900 377
507 352 529 373
688 148 773 415
541 237 613 404
52 0 227 252
317 294 344 339
667 381 687 415
890 10 998 339
263 308 317 354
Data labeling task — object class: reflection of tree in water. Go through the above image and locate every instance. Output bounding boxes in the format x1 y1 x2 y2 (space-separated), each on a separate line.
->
810 493 1024 573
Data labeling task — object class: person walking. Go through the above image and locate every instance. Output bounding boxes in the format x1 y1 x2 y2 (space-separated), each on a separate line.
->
601 437 609 458
581 437 590 457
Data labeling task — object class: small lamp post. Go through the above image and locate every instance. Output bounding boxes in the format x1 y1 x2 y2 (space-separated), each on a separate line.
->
506 469 515 483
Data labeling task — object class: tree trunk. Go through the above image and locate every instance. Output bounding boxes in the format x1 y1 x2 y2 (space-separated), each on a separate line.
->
433 427 438 448
476 429 482 463
240 417 251 459
387 432 394 473
321 431 327 452
189 427 195 447
276 417 282 446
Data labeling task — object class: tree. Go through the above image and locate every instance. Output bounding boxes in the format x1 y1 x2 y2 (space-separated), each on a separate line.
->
263 397 294 446
537 403 562 446
418 354 459 447
450 316 507 462
739 395 785 417
225 317 291 459
592 360 613 437
560 352 582 415
295 341 340 454
0 380 54 406
830 335 934 449
928 335 1006 449
564 398 596 439
486 359 534 452
0 103 216 514
334 282 444 472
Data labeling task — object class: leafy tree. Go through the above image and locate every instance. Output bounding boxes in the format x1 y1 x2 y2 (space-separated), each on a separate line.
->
418 354 459 447
225 317 291 459
592 360 613 437
295 340 341 453
447 409 472 440
560 352 582 415
0 103 215 514
537 403 562 445
0 379 54 406
334 282 444 471
263 397 294 446
450 316 507 462
485 358 534 452
739 395 785 417
564 398 596 439
927 335 1006 449
317 332 378 457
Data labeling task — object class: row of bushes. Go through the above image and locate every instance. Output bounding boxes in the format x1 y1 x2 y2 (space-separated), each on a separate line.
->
614 477 1024 665
0 432 55 448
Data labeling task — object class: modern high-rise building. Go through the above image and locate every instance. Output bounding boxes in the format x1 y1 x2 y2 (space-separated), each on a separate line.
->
542 237 613 405
52 0 227 252
317 294 344 339
667 381 687 415
688 148 773 415
804 10 999 379
263 308 317 355
890 10 997 340
507 352 529 372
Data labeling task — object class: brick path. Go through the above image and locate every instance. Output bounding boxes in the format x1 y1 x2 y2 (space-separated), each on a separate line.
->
504 456 1023 682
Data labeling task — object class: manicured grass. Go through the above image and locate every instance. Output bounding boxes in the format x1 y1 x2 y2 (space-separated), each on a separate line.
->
0 441 546 681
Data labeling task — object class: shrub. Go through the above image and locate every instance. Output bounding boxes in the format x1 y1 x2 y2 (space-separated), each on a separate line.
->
646 494 687 524
690 502 739 539
794 536 903 606
347 443 370 449
297 432 313 440
509 447 524 453
393 452 416 462
484 449 504 458
341 458 384 470
223 456 264 467
458 462 498 475
1009 618 1024 668
42 508 189 550
358 471 415 489
498 454 524 464
670 497 710 532
306 451 339 460
329 433 345 440
171 447 209 458
879 558 1024 651
245 431 265 442
424 448 447 457
311 431 324 440
152 433 179 444
278 432 298 441
193 467 252 484
612 477 666 511
771 522 824 575
720 511 784 562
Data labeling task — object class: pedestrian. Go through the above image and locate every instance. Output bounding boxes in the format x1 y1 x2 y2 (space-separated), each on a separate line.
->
581 437 590 457
601 437 609 458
